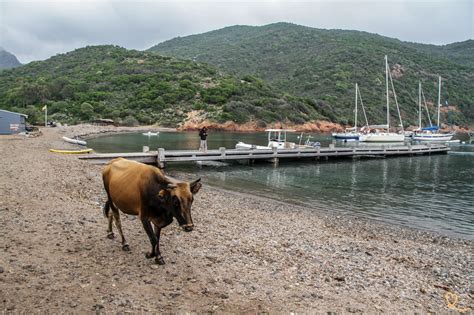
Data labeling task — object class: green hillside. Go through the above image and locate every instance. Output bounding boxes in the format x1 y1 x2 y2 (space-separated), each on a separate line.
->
0 45 327 126
150 23 474 126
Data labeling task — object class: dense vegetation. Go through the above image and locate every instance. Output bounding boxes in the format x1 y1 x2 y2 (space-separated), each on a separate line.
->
0 48 22 70
0 45 326 126
150 23 474 126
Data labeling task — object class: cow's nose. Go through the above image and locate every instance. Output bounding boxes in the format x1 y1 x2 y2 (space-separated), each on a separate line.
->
183 224 194 232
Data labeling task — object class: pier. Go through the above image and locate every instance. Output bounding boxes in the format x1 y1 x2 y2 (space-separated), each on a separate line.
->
79 143 449 167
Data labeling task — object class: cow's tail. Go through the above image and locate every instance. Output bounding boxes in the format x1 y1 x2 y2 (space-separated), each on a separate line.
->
103 200 111 218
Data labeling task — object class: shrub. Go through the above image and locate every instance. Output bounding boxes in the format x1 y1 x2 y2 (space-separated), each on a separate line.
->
122 115 139 126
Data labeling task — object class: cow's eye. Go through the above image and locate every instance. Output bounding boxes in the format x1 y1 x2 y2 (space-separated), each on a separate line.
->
173 196 180 207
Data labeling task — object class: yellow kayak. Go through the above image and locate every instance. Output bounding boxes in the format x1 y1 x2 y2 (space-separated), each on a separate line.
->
49 148 93 154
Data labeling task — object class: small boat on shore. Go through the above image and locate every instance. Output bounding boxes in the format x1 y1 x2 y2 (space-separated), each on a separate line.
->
62 136 87 146
49 148 93 154
142 131 159 136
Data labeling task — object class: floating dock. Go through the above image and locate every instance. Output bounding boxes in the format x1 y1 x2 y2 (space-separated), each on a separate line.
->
79 143 449 168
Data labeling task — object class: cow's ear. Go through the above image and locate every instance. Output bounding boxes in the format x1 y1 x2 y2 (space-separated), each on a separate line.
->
190 178 202 195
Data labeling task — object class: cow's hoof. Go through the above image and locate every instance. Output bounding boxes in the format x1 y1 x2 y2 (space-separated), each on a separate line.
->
122 244 130 251
145 252 155 259
107 232 115 239
155 256 165 265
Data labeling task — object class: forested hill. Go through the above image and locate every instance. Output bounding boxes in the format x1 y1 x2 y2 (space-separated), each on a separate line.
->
0 45 327 126
150 23 474 126
0 48 22 70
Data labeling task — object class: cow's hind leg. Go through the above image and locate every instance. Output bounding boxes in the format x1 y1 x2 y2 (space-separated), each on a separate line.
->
107 213 115 239
111 208 129 251
103 200 115 239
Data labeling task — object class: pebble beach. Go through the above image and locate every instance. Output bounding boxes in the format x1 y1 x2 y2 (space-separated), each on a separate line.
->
0 125 472 313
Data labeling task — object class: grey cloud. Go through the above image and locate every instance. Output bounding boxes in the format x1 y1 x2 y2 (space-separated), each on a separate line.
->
0 0 472 63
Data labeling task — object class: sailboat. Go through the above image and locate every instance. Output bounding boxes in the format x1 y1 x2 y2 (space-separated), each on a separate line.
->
359 56 405 142
412 76 454 142
332 83 369 140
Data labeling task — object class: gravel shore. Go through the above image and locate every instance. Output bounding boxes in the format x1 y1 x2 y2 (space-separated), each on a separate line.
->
1 126 472 313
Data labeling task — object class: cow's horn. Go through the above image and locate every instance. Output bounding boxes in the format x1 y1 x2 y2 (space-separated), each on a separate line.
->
167 183 177 189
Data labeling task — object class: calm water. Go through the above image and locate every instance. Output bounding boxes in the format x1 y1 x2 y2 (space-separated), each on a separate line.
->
88 132 474 240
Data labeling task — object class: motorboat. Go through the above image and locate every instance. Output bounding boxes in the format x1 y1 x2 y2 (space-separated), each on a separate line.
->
142 131 159 136
235 129 297 150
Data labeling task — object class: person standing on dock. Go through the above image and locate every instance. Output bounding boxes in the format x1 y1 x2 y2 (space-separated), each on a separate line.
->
199 126 208 152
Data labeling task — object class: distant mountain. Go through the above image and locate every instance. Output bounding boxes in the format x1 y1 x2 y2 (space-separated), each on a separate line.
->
150 23 474 126
0 48 22 70
0 45 327 126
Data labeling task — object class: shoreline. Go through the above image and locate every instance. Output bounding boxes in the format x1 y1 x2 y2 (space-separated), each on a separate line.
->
199 183 472 242
1 125 472 313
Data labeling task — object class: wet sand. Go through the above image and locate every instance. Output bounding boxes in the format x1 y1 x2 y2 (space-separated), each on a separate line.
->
0 126 472 313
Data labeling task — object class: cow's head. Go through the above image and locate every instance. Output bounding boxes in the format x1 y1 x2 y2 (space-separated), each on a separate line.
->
159 178 202 232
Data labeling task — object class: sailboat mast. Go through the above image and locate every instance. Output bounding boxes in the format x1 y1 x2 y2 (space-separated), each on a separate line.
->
385 55 390 130
437 76 441 129
355 83 358 129
418 82 422 129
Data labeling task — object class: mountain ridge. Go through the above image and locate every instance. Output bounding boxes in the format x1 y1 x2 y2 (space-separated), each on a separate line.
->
0 45 329 127
150 22 474 126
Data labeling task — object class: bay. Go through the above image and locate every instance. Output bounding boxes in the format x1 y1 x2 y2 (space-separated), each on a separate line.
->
87 131 474 240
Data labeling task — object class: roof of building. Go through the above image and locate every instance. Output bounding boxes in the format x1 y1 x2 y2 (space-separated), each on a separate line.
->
91 118 114 123
0 109 28 118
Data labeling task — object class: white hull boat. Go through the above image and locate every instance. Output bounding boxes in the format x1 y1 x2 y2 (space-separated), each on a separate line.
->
235 129 297 150
143 131 159 136
235 142 273 150
359 133 405 142
412 133 454 142
412 77 454 143
62 136 87 146
360 56 406 143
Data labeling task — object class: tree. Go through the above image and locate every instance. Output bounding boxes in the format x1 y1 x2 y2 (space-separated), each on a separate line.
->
80 102 94 121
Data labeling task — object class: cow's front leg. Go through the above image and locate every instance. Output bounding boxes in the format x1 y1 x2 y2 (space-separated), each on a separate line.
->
153 225 164 265
141 218 157 259
151 217 172 265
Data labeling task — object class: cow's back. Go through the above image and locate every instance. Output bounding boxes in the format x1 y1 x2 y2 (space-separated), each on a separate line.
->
102 158 163 216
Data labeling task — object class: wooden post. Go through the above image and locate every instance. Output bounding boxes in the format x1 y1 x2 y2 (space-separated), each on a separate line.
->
143 146 149 153
157 148 166 168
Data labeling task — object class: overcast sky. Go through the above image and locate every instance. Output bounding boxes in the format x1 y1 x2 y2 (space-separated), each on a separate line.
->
1 0 473 63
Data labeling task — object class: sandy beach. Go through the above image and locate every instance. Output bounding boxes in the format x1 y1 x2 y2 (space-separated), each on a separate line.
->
0 125 472 313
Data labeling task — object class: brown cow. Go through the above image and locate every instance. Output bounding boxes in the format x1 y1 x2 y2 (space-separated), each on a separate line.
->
102 158 202 264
